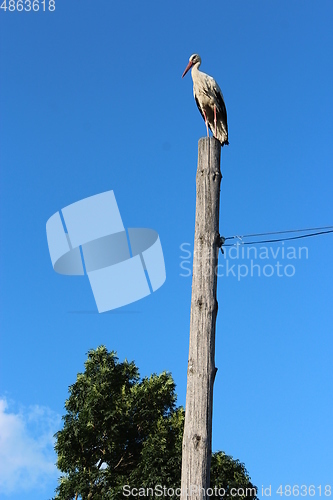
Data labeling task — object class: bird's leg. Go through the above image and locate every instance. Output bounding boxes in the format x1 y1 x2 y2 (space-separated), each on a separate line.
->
203 110 209 137
214 105 217 137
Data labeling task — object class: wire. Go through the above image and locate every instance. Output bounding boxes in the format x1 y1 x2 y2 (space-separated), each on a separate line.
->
223 229 333 246
224 225 333 241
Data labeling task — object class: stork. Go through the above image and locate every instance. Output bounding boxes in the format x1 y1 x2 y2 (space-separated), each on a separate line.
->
182 54 229 146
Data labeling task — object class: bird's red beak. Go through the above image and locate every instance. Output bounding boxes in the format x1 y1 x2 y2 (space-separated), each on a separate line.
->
182 61 193 78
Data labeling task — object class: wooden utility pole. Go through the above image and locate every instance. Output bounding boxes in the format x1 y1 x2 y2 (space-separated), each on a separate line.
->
181 137 222 500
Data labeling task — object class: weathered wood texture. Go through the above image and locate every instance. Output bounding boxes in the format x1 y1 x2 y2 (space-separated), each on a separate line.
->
181 137 222 500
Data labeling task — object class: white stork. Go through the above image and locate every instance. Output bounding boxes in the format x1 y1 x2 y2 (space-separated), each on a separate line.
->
182 54 229 146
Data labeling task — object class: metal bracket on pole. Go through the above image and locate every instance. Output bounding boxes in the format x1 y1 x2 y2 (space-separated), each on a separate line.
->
218 235 226 254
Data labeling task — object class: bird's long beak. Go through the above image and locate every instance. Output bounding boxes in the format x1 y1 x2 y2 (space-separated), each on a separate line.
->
182 61 193 78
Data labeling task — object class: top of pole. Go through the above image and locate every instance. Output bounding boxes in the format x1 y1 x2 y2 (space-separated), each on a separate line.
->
197 137 222 179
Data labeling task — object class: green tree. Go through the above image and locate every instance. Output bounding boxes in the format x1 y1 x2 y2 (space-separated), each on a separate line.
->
53 346 258 500
210 452 258 499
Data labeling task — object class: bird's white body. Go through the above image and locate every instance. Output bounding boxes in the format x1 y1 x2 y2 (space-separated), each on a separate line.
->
191 67 220 113
182 55 229 146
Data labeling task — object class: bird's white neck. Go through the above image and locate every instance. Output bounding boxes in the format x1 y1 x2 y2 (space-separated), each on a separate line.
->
191 61 201 76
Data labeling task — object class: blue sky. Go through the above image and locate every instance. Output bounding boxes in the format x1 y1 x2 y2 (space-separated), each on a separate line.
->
0 1 332 498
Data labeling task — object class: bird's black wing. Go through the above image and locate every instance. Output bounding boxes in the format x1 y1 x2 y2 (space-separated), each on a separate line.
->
212 84 228 130
194 93 206 123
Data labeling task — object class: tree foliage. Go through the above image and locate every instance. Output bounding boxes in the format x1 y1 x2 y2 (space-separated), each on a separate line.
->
52 346 258 500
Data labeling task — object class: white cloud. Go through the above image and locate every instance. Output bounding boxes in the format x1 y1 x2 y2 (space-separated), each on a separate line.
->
0 397 61 495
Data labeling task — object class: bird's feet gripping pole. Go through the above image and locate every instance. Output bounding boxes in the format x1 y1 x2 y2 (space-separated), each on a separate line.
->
214 105 217 137
203 110 209 137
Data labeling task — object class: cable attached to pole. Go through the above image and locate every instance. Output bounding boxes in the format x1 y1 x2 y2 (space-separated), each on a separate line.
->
219 225 333 249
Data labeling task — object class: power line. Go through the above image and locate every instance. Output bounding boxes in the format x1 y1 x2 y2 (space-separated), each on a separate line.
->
223 228 333 247
224 225 333 241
